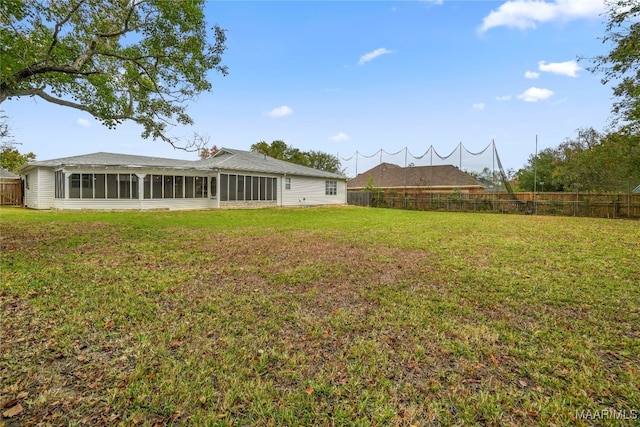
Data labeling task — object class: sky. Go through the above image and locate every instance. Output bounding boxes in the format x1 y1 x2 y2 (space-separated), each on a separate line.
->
3 0 615 174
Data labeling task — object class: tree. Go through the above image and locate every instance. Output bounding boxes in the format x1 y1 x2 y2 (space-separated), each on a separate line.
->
0 0 228 149
553 128 602 192
305 150 342 174
588 0 640 132
515 148 563 192
0 111 14 150
1 148 35 173
250 140 343 174
0 111 34 172
199 145 220 159
515 127 640 193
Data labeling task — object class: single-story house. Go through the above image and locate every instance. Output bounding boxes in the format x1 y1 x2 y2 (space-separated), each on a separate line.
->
18 148 347 210
347 163 485 194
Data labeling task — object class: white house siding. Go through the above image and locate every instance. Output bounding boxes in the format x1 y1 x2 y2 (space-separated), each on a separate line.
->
24 169 55 209
281 175 347 207
54 198 213 211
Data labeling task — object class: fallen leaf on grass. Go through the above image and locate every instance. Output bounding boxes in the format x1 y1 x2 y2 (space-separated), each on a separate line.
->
3 398 19 408
305 387 314 395
3 403 23 418
490 352 500 365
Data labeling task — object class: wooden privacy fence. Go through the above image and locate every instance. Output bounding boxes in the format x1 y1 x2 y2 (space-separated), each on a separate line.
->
347 191 640 219
0 180 23 206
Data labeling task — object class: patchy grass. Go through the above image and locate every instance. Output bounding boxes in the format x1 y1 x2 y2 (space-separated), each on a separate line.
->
1 206 638 426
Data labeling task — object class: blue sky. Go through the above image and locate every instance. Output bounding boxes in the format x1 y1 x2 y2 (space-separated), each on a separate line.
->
4 0 613 173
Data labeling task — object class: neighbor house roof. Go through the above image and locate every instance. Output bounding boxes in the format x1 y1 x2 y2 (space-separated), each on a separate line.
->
347 163 484 189
0 168 19 179
18 148 346 180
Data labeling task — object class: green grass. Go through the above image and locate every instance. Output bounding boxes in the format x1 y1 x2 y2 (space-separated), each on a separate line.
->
1 206 638 426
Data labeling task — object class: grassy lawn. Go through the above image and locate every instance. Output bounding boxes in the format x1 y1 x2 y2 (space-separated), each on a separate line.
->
1 206 638 426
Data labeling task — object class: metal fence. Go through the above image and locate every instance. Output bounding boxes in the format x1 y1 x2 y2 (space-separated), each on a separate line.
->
347 191 640 219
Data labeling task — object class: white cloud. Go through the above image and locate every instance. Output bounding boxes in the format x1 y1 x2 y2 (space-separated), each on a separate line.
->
525 70 540 79
265 105 293 118
472 103 486 111
359 48 393 65
538 60 581 77
330 132 350 142
479 0 605 33
496 95 512 101
517 87 554 102
76 118 91 127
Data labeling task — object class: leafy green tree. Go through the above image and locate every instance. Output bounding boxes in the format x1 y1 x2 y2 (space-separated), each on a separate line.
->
306 150 342 174
1 148 35 173
591 131 640 192
553 128 602 192
588 0 640 132
250 140 343 174
0 0 227 149
516 127 639 193
515 148 563 192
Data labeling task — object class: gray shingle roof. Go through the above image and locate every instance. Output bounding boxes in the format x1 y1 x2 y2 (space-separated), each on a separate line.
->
196 148 345 179
20 152 199 170
0 167 19 179
18 148 346 179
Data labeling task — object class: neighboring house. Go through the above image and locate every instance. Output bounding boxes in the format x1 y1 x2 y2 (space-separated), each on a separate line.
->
18 148 347 210
0 167 22 206
347 163 485 194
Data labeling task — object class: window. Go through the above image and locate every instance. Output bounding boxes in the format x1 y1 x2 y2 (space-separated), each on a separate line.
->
82 174 93 198
164 176 174 199
106 174 118 199
131 175 139 199
252 176 259 200
195 176 206 198
218 174 277 202
55 171 65 198
326 180 337 196
219 175 228 200
175 176 183 198
152 175 163 198
211 176 217 198
237 175 244 200
95 174 106 198
143 174 207 199
144 175 151 199
266 177 273 200
67 173 140 199
69 174 80 198
244 176 250 199
228 174 237 201
285 177 291 190
185 176 194 198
